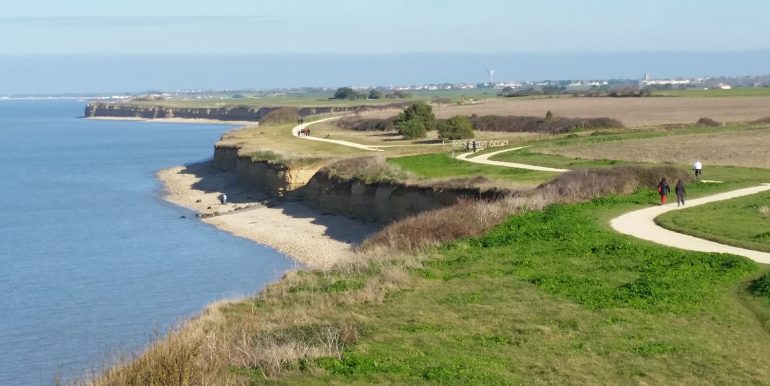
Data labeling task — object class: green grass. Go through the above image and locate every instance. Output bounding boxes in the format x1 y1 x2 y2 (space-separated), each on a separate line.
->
119 89 501 109
656 191 770 253
653 88 770 98
387 152 558 184
255 190 770 385
489 148 629 169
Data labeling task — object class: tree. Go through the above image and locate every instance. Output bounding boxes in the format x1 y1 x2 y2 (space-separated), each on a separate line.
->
545 110 554 121
332 87 363 100
397 119 427 139
394 102 437 136
368 89 384 99
438 115 474 140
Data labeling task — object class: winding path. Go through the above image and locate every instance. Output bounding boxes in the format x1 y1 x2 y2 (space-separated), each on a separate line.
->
452 146 770 263
611 183 770 264
456 146 570 173
291 118 770 263
292 116 383 152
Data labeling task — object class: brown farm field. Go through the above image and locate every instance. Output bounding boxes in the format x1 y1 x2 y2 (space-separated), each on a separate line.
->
354 96 770 128
541 126 770 169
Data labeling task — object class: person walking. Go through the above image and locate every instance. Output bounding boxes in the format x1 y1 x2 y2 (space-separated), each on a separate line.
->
657 177 670 206
675 179 686 207
693 160 702 180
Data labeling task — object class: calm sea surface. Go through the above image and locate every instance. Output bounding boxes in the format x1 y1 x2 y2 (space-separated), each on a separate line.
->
0 100 294 385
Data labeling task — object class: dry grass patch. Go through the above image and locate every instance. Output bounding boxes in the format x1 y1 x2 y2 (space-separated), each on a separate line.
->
430 97 770 127
544 126 770 168
362 165 690 251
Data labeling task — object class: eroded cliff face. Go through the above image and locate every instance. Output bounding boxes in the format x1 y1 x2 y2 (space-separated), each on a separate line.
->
304 172 506 223
213 145 505 222
213 145 320 199
85 102 410 121
85 103 271 121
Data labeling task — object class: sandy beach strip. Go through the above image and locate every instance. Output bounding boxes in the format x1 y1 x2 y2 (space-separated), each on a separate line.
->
157 162 378 269
87 116 258 126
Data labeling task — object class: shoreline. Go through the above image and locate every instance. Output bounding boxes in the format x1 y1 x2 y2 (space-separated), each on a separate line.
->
87 116 258 126
157 162 378 270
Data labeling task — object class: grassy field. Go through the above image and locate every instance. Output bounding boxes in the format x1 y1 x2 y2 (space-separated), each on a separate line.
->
533 124 770 170
489 147 628 169
656 191 770 253
653 88 770 98
388 152 558 187
219 189 770 385
91 91 770 384
122 89 500 109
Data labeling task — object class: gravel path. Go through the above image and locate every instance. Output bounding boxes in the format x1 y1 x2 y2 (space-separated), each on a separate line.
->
452 145 770 263
293 116 383 152
456 146 570 173
611 184 770 264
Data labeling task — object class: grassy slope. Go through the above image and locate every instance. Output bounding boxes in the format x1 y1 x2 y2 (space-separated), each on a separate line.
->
236 189 770 385
656 191 770 253
388 152 558 185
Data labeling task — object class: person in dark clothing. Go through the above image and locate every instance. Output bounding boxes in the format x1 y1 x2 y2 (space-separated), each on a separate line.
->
675 180 686 207
657 177 670 206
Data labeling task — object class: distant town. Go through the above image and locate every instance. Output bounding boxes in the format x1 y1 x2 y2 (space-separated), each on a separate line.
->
3 73 769 101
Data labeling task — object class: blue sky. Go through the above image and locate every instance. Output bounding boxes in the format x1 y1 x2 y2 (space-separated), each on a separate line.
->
2 0 769 93
3 0 769 55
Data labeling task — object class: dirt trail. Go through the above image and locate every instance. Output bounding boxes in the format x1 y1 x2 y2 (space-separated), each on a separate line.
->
456 146 570 172
453 146 770 263
291 119 770 263
293 117 383 152
611 184 770 264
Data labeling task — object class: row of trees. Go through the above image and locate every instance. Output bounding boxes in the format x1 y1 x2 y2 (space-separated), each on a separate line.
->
331 87 412 100
394 102 474 140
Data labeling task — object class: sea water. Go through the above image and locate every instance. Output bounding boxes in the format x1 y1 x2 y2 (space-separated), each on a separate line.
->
0 100 295 385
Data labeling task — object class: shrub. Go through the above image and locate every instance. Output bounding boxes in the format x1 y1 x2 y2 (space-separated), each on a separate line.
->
368 89 384 99
469 115 623 134
748 273 770 299
394 102 437 139
260 107 299 125
332 87 364 100
397 119 427 139
337 116 397 131
696 117 721 127
437 115 475 140
322 156 412 183
249 150 326 167
538 165 691 203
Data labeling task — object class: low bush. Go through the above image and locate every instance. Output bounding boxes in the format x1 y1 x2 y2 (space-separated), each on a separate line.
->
260 107 300 125
337 116 397 131
437 115 475 140
322 156 413 183
748 273 770 299
538 165 691 203
469 115 623 134
362 165 691 251
249 150 326 167
696 117 721 127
